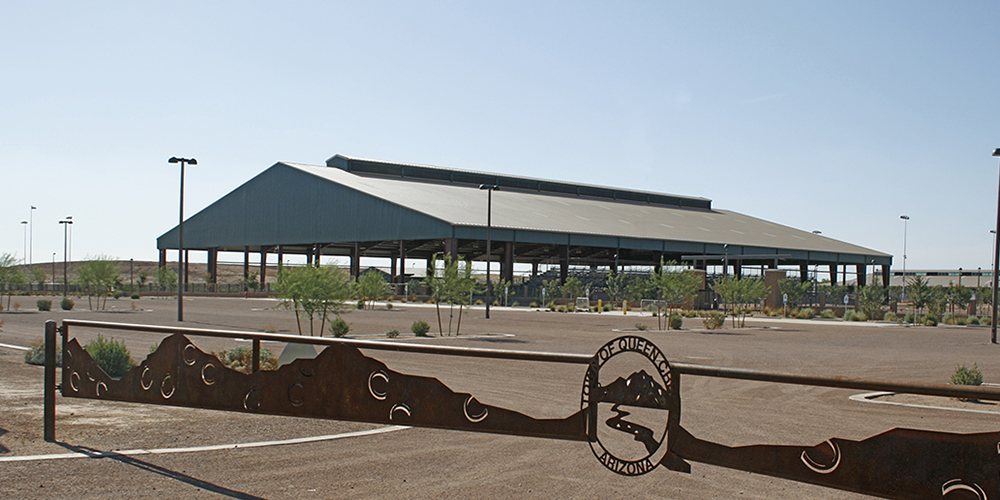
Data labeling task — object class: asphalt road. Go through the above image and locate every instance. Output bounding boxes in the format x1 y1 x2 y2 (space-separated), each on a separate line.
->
1 295 998 499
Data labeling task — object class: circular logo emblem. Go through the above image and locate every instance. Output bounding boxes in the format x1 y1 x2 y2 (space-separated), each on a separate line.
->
581 336 679 476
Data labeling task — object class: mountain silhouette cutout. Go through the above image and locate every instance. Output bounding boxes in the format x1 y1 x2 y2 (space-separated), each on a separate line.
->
592 370 670 409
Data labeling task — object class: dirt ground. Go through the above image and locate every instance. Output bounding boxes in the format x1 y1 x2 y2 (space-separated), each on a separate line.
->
1 295 998 499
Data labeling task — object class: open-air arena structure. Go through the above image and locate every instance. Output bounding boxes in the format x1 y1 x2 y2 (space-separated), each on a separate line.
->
157 154 892 306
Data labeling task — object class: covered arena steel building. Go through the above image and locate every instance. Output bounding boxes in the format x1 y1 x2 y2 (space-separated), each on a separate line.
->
157 154 892 291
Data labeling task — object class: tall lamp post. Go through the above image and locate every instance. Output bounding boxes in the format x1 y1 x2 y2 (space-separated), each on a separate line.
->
20 221 27 265
59 218 73 297
991 148 1000 343
479 184 499 319
169 157 197 322
899 215 909 304
29 205 36 265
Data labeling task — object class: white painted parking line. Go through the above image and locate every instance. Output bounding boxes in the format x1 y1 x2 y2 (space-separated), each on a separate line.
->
850 391 1000 415
0 342 31 351
0 425 409 463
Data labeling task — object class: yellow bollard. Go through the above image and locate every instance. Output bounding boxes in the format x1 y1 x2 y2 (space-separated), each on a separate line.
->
598 299 602 314
623 300 628 315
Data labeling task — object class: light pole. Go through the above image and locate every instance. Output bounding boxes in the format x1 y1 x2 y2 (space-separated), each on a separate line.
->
51 253 55 287
59 218 72 297
991 148 1000 343
479 184 499 319
899 215 909 304
29 205 35 266
66 216 72 277
20 221 27 265
169 156 197 322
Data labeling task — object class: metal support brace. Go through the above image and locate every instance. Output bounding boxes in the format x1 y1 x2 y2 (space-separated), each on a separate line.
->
43 320 56 442
252 339 261 373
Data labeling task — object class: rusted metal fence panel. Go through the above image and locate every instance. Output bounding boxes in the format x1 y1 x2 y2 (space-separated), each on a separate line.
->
47 320 1000 500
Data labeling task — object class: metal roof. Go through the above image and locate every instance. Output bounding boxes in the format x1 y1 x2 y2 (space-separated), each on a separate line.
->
327 154 712 209
157 157 891 266
287 162 889 258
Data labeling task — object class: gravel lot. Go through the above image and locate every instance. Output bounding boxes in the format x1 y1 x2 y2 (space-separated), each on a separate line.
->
1 295 998 499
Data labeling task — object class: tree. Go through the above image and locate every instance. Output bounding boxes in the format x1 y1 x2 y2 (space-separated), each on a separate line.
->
778 278 812 315
562 277 586 300
927 286 947 317
426 255 446 334
978 286 993 316
275 265 352 336
241 271 261 293
651 259 702 329
907 276 932 320
604 272 627 310
712 276 771 328
30 267 47 291
855 281 887 321
625 274 654 304
0 254 27 311
443 257 476 335
76 256 120 310
819 283 848 307
541 280 561 305
491 278 511 306
947 284 973 317
156 266 177 291
425 254 476 335
356 269 392 310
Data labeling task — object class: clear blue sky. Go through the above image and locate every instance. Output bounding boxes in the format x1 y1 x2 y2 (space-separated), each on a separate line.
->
3 1 999 271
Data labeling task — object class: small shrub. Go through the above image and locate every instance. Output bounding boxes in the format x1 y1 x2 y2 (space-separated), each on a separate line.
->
329 318 351 337
356 300 365 310
36 299 52 311
820 309 836 319
669 314 683 330
130 293 140 300
214 346 277 374
557 305 567 313
942 312 955 325
23 338 62 365
683 310 696 318
411 320 430 337
603 304 612 312
848 311 867 322
635 323 648 331
85 334 137 378
982 315 992 326
702 312 725 330
903 312 915 324
952 363 984 386
475 299 484 305
794 308 815 320
385 302 393 310
529 301 539 308
566 302 576 312
492 300 500 307
922 313 938 327
12 302 20 312
385 328 400 338
511 301 520 307
60 298 74 311
263 325 278 334
968 316 980 325
883 311 898 322
548 303 557 311
112 290 124 299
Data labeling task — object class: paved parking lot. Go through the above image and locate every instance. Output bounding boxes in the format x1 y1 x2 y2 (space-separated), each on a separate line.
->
1 295 998 498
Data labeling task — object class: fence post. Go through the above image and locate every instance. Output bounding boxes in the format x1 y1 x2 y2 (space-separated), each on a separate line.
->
43 320 57 442
252 339 260 373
